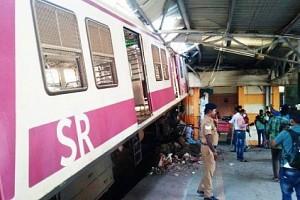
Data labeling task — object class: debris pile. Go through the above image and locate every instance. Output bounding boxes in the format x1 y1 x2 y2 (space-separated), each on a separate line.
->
149 150 202 176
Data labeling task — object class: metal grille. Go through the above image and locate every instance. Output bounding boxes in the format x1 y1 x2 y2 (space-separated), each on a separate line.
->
162 64 169 80
154 64 163 81
87 20 114 56
99 26 113 55
57 10 81 49
151 45 162 81
86 19 117 88
160 49 167 65
35 0 81 50
160 49 169 80
35 1 60 46
88 22 102 54
151 45 160 64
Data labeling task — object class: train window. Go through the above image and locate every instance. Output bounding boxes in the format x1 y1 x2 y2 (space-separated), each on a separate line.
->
32 0 87 95
151 45 163 81
86 19 118 88
160 49 169 80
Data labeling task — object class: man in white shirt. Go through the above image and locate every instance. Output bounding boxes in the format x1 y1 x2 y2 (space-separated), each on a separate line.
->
229 106 242 152
235 109 248 162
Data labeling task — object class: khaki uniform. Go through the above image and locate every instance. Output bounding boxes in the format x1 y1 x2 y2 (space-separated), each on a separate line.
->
198 115 218 198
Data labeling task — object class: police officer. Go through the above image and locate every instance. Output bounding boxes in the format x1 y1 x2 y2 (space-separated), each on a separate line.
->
197 103 219 200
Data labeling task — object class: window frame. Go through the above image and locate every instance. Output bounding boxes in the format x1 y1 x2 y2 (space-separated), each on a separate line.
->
85 18 118 89
31 0 88 95
151 44 163 81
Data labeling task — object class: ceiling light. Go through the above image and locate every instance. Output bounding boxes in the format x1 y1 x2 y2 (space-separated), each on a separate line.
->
214 47 255 57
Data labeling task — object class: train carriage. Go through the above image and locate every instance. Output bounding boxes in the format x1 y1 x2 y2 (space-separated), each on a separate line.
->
0 0 187 199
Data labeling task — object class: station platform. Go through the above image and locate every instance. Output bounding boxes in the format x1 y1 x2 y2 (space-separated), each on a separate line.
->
123 145 290 200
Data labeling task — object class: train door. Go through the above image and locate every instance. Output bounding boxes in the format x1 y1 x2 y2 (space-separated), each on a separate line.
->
123 28 152 123
171 55 180 97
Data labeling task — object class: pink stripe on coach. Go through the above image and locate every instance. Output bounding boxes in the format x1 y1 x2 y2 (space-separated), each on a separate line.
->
29 99 137 187
0 0 15 199
150 87 175 111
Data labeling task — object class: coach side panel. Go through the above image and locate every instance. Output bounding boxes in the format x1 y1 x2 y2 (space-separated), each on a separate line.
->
15 0 138 199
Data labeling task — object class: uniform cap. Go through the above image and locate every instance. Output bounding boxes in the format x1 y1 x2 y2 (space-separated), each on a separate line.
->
205 103 217 110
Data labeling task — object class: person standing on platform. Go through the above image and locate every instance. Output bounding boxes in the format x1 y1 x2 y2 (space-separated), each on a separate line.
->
255 109 267 147
235 109 248 162
197 103 219 200
266 108 290 181
272 110 300 200
229 106 242 152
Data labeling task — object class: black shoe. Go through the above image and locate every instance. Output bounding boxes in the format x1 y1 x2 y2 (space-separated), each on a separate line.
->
204 196 219 200
197 190 204 196
230 150 236 152
240 159 248 162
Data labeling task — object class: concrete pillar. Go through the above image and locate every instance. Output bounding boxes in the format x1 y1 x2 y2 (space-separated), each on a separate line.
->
272 86 280 110
238 86 245 107
192 88 200 140
183 88 200 140
265 86 271 107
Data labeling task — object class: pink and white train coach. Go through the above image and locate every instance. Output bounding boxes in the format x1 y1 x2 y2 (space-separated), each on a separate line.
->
0 0 188 199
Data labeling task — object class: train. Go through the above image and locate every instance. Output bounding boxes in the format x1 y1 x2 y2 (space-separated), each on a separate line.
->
0 0 188 199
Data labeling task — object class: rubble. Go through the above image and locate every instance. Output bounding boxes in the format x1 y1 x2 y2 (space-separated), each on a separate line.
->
149 119 203 177
149 146 202 176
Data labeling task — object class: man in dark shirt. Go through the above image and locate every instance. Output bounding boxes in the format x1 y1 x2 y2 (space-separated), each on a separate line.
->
272 110 300 199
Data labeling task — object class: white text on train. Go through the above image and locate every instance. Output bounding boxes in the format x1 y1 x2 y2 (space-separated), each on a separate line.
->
57 113 94 167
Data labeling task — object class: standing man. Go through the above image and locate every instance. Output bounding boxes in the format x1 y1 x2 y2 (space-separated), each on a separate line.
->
255 109 267 147
197 103 219 200
271 110 300 200
229 106 242 152
266 109 289 181
236 109 248 162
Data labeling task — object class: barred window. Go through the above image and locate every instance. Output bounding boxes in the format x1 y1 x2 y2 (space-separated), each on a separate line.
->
160 49 169 80
86 19 118 88
151 45 163 81
32 0 87 94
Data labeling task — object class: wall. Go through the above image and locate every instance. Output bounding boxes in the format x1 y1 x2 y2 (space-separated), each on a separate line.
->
209 86 237 118
190 70 269 87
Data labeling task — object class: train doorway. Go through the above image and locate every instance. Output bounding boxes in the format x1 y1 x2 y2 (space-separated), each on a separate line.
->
123 28 152 123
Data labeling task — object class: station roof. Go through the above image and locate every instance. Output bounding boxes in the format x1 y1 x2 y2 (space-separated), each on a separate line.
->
127 0 300 80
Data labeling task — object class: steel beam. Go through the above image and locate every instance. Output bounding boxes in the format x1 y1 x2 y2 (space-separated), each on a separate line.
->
158 29 300 39
176 0 191 30
127 0 165 43
282 38 300 59
159 0 171 30
225 0 236 35
279 13 300 35
229 37 252 50
195 41 300 64
255 39 281 57
264 54 300 64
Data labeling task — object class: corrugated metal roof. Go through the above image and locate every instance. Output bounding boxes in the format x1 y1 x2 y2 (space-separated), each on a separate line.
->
131 0 300 71
231 0 300 34
182 0 300 34
185 0 228 31
136 0 300 35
